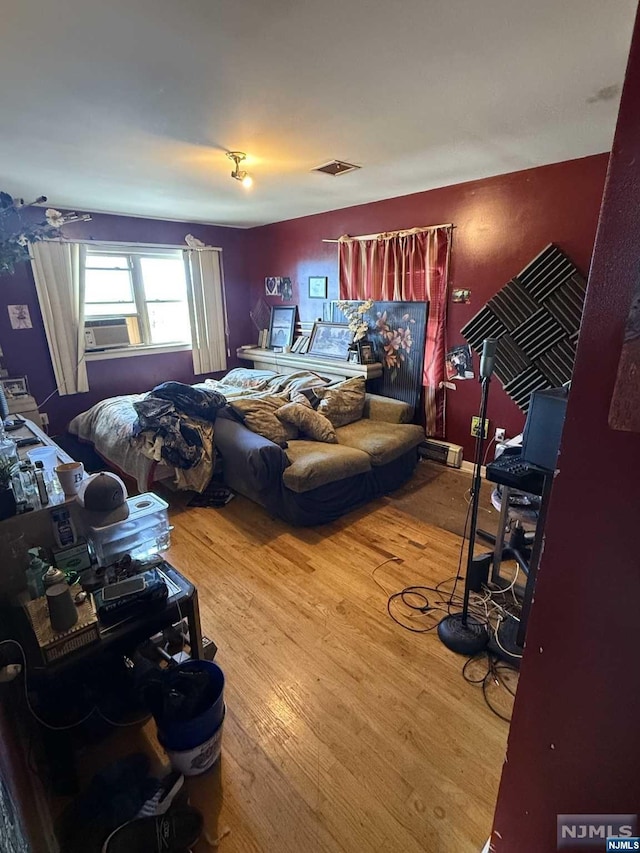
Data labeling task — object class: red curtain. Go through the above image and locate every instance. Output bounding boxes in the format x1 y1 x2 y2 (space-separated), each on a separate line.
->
339 227 451 436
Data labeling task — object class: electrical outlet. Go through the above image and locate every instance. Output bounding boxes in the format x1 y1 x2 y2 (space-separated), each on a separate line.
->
495 427 506 442
41 413 49 427
471 416 489 439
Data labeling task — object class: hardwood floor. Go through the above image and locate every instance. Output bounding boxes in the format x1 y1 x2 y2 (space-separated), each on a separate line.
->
162 490 509 853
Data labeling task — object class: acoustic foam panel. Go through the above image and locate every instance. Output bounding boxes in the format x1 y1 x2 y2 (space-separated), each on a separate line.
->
461 244 586 411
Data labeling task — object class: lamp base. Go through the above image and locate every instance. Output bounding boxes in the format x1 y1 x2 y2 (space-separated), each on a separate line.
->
437 613 490 655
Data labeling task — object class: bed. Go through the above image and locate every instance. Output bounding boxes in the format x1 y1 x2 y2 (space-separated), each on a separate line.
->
67 368 329 492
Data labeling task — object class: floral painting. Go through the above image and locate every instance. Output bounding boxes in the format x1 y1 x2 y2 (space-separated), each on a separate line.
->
332 300 428 409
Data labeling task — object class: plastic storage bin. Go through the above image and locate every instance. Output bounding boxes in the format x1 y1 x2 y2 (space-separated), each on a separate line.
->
87 492 171 566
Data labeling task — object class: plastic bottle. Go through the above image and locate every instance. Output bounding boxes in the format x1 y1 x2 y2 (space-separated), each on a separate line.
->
25 548 48 599
51 507 77 549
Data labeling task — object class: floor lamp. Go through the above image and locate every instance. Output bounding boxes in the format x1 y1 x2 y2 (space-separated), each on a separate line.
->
438 338 498 655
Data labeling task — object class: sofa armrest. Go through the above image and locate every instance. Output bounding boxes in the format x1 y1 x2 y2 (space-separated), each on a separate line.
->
363 393 414 424
214 415 289 498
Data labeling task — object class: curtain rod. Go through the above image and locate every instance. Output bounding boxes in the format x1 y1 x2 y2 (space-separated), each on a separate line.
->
48 238 222 252
322 223 454 243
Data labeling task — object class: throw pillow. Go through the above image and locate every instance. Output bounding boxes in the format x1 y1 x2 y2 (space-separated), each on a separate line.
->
315 377 366 427
276 402 337 443
228 395 298 447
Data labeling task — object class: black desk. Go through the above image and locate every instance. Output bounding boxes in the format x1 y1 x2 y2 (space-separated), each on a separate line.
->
8 561 206 795
19 560 204 672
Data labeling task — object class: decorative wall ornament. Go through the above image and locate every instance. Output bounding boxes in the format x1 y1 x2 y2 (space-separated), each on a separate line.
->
0 191 90 275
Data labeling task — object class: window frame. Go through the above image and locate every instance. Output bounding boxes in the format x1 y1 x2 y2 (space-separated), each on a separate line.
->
83 245 193 358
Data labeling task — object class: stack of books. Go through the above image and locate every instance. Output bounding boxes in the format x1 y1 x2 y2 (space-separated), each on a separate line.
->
291 336 310 354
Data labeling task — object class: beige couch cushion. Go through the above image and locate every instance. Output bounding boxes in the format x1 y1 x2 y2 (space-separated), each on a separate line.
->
335 419 424 466
283 440 371 493
316 376 366 427
228 394 298 447
276 402 337 443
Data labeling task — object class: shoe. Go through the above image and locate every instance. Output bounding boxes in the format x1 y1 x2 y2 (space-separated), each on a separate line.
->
56 753 157 853
102 805 203 853
136 771 186 818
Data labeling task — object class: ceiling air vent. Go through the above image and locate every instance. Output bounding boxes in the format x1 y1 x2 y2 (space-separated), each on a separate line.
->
312 160 361 177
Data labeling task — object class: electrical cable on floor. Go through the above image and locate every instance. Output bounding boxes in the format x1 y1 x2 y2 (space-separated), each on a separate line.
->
0 639 150 731
462 652 519 722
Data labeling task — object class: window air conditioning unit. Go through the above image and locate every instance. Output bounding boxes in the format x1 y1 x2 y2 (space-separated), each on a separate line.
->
419 438 463 468
84 318 131 350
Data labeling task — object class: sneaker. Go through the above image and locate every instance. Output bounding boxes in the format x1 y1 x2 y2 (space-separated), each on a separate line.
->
101 806 203 853
136 772 186 818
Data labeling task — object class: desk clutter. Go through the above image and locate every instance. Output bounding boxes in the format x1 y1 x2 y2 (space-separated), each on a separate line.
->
1 462 223 843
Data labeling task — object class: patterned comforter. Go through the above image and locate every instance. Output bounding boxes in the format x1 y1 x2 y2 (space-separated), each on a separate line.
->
68 368 330 493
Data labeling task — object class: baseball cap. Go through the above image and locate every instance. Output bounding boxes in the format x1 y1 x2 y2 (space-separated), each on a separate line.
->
76 472 130 527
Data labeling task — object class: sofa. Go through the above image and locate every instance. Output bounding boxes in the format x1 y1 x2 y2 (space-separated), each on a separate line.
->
214 391 425 526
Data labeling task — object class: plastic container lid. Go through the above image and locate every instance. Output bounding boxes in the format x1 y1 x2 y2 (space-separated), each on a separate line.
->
88 492 168 533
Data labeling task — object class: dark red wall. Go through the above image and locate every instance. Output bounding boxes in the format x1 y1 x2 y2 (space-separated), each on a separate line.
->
491 7 640 851
0 212 252 434
245 156 608 457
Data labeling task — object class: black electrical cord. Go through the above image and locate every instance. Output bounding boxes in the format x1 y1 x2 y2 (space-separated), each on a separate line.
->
444 488 473 612
462 652 519 722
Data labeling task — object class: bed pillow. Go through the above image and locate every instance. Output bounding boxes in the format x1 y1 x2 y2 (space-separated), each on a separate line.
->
228 395 298 447
276 402 337 443
315 377 366 427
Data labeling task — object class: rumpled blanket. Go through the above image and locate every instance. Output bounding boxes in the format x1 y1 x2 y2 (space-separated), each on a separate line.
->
132 382 227 470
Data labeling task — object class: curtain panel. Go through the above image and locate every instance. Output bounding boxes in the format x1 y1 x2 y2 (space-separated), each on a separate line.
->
30 241 89 396
183 248 228 376
338 227 451 436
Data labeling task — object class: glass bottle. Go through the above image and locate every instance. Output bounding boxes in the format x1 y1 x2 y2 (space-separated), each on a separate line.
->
0 422 18 467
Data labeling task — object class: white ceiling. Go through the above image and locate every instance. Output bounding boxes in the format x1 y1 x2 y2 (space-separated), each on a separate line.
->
1 0 636 228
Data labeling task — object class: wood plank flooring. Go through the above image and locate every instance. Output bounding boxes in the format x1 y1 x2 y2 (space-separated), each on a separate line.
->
161 490 509 853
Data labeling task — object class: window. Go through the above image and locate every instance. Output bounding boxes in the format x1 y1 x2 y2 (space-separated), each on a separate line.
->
83 247 192 350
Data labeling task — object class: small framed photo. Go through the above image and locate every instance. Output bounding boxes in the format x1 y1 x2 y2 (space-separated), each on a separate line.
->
265 277 279 296
268 305 297 349
1 377 28 398
358 342 376 365
348 350 360 364
308 322 354 360
309 276 328 299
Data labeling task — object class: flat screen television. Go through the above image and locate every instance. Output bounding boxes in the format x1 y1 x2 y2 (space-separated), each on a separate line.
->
522 388 569 472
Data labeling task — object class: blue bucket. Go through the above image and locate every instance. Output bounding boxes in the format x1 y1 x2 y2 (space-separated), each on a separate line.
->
155 660 225 752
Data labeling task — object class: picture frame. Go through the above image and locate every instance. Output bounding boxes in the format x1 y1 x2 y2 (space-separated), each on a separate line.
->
0 377 28 398
358 341 377 365
308 322 354 361
268 305 297 349
265 277 279 296
309 276 328 299
348 350 360 364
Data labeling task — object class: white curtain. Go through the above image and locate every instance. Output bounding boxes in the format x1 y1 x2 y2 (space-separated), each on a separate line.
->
30 241 89 395
183 248 228 375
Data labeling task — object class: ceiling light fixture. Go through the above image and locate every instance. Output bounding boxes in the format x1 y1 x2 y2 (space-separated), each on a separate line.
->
227 151 253 188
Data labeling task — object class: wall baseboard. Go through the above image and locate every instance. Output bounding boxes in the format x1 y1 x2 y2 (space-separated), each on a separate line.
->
460 459 487 478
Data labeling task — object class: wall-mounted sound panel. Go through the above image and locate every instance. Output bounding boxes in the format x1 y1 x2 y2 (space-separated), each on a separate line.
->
461 244 586 411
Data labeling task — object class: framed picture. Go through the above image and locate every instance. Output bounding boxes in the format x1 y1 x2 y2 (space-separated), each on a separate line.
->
268 306 297 349
1 377 28 398
265 277 279 296
358 342 376 364
309 276 328 299
308 322 354 361
348 350 360 364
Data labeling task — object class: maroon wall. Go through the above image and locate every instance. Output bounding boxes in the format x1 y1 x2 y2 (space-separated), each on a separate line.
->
245 156 608 457
0 212 252 434
491 7 640 851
